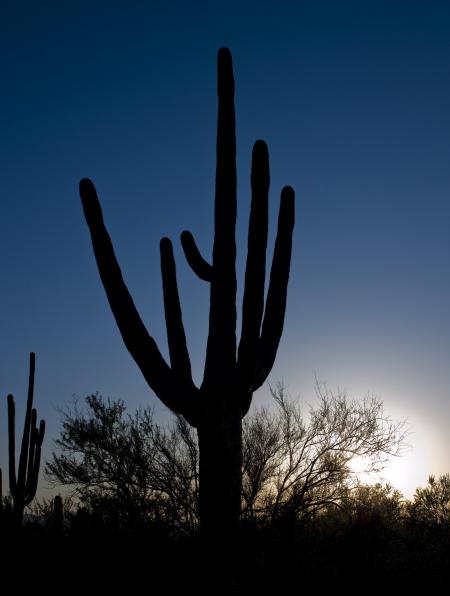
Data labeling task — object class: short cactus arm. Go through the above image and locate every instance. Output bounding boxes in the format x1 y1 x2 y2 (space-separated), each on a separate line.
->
252 185 295 392
79 178 197 416
236 140 270 393
7 394 17 496
38 419 45 443
160 237 194 387
180 231 212 282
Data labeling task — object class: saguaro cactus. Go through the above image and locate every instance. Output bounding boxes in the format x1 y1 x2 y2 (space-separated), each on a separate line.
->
80 48 295 538
7 352 46 527
51 495 64 535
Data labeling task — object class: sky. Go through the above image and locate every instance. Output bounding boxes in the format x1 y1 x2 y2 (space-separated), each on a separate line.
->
1 0 449 500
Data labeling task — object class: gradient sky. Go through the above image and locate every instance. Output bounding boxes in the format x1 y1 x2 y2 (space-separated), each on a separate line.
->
1 0 449 499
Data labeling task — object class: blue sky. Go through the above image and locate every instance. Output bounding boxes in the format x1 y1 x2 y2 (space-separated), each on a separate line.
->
1 0 449 498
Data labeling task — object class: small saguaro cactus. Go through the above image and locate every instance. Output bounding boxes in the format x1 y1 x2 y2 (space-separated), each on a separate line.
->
51 495 64 535
80 47 295 540
7 352 46 527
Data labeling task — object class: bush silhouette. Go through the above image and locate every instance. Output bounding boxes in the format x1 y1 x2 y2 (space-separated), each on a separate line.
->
46 386 406 533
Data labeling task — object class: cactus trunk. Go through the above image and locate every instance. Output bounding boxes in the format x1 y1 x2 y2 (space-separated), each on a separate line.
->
198 397 242 540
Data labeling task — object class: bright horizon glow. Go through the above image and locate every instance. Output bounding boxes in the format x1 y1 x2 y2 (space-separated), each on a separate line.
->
351 445 431 500
259 379 441 500
33 374 444 503
347 407 442 499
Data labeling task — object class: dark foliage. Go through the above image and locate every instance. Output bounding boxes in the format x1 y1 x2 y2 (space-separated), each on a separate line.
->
2 481 448 591
46 387 406 533
35 391 449 588
46 394 199 534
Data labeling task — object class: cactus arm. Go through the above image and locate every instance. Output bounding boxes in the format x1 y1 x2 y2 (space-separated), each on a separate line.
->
204 47 237 387
25 409 38 491
160 237 194 387
25 419 44 506
24 424 44 506
17 352 35 492
79 178 198 418
180 231 213 282
251 186 295 392
37 419 45 445
7 394 17 496
236 140 270 393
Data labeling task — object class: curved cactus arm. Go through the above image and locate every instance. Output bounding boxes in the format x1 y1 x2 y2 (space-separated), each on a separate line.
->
204 47 238 387
236 140 270 393
180 231 213 282
79 178 198 418
7 394 17 496
160 237 194 387
251 185 295 393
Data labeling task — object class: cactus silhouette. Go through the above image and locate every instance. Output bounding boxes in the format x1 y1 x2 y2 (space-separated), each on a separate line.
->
79 48 295 539
7 352 46 527
51 495 64 535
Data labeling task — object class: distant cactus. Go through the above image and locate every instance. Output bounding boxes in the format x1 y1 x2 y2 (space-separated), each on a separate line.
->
51 495 64 535
79 48 295 539
7 352 46 527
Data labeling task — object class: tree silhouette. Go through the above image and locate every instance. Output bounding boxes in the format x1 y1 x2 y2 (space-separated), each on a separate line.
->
46 387 406 535
79 46 295 544
408 474 450 526
241 383 407 522
7 352 46 527
46 394 199 533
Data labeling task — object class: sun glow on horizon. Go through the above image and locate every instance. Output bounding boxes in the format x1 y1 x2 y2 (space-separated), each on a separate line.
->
351 426 439 499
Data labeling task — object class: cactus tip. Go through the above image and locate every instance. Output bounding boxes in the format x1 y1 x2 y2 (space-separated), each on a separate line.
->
160 237 173 256
79 178 94 195
218 46 231 59
282 185 295 199
253 139 268 151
